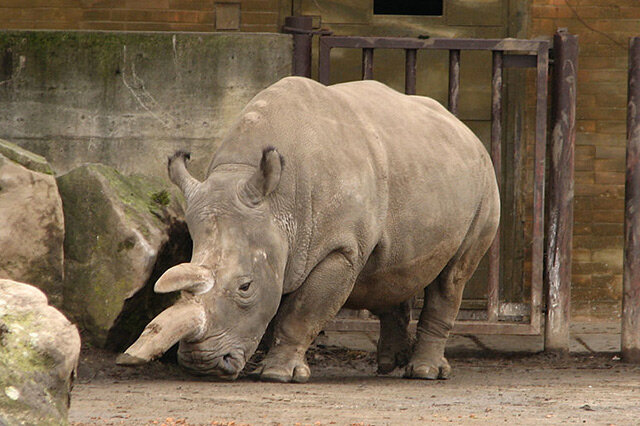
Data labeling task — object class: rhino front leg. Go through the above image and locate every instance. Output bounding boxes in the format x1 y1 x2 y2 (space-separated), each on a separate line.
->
374 301 413 374
255 251 358 383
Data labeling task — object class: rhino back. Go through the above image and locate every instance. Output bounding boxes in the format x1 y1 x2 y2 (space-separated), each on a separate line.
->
208 77 497 295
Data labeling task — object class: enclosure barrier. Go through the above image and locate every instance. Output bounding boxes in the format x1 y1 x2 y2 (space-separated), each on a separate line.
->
545 30 578 353
286 24 577 347
623 36 640 363
315 35 550 336
283 16 313 78
283 16 331 78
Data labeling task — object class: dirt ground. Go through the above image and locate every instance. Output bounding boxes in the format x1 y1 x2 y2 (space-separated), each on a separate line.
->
69 346 640 426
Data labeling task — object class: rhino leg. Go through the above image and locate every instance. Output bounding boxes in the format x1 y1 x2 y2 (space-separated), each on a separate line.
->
374 301 413 374
405 198 499 380
254 251 358 383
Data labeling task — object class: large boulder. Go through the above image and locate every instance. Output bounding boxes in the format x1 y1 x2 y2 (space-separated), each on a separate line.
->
57 164 191 348
0 279 80 426
0 139 65 307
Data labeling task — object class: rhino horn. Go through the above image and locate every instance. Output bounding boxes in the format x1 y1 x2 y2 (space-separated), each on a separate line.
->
154 263 215 295
168 150 200 201
241 147 284 205
116 301 206 366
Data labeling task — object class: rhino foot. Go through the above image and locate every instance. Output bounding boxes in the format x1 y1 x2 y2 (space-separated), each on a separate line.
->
377 345 411 375
250 356 311 383
403 356 451 380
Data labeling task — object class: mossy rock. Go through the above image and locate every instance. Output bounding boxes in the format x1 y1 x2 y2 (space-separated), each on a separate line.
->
0 150 64 307
57 164 190 348
0 279 80 426
0 139 53 175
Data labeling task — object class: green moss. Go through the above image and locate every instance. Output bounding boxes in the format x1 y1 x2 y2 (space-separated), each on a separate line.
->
151 190 171 206
0 312 68 425
0 312 56 373
0 139 53 175
57 163 181 347
117 238 136 252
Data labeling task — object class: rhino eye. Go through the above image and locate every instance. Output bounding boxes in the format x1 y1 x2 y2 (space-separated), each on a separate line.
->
239 281 252 292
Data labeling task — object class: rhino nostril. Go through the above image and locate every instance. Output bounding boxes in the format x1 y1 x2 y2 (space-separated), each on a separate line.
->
222 353 234 369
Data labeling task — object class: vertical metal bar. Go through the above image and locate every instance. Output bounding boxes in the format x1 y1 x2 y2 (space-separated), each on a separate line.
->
284 16 313 78
405 49 417 95
545 30 578 354
531 44 549 334
448 49 460 116
487 50 503 323
318 37 331 85
362 48 374 80
623 36 640 363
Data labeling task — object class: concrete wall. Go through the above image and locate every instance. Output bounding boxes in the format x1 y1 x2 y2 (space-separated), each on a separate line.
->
0 31 292 180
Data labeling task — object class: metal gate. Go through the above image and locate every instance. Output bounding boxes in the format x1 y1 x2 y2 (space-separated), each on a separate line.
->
285 20 578 348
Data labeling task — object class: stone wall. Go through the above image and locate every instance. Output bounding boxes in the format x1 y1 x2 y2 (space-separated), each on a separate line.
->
0 0 282 33
0 31 292 179
530 0 639 320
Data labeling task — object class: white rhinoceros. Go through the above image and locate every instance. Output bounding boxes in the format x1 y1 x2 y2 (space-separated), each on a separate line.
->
117 76 500 382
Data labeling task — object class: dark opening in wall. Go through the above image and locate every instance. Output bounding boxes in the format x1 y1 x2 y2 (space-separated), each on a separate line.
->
374 0 443 16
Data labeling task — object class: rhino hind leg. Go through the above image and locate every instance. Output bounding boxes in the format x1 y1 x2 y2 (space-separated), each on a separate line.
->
374 301 414 374
254 251 358 383
405 197 499 380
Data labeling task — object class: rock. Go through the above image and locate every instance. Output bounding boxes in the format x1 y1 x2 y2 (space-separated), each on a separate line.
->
0 279 80 426
0 139 64 307
0 139 54 175
57 164 191 348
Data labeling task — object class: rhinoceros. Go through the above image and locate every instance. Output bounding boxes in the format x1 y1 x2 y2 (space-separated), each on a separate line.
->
116 76 500 382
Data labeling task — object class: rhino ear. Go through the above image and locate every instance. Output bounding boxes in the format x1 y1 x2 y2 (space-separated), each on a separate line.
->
241 147 284 205
168 151 201 202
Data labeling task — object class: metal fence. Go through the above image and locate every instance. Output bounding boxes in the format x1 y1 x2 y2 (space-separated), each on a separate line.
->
285 22 578 350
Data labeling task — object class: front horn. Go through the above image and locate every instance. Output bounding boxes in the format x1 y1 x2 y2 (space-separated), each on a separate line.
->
116 301 206 366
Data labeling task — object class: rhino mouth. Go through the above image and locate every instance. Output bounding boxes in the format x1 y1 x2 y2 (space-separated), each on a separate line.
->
178 347 245 379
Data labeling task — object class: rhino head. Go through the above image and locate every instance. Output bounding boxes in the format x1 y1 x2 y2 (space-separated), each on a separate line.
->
116 148 288 379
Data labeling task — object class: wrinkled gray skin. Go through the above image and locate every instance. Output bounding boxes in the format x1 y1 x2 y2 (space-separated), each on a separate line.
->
117 77 500 382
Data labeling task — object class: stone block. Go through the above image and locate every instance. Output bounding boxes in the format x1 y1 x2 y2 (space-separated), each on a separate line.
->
57 163 191 347
0 140 64 307
215 2 240 30
591 248 623 270
0 279 80 426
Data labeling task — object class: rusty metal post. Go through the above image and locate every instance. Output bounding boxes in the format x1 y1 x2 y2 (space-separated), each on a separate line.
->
284 16 313 78
448 49 460 116
362 48 374 80
405 49 417 95
530 43 550 334
487 50 503 323
318 37 331 85
544 30 578 353
623 37 640 363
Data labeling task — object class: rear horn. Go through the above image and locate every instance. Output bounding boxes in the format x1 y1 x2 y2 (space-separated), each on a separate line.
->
154 263 215 295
